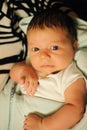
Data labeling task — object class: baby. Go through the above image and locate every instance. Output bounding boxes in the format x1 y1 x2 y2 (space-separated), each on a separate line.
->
10 8 86 130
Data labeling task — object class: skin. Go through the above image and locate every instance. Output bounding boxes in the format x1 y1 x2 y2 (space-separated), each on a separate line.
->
28 27 76 76
23 27 86 130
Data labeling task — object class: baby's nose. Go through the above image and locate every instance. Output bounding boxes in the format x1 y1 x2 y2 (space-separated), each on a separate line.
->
40 50 51 59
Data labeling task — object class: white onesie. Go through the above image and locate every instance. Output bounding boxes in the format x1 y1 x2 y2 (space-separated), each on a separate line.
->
35 61 86 102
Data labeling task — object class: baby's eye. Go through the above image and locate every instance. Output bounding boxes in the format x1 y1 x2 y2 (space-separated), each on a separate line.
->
32 47 40 52
51 45 59 50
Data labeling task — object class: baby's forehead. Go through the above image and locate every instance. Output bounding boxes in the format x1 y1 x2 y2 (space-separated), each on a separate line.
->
27 27 71 44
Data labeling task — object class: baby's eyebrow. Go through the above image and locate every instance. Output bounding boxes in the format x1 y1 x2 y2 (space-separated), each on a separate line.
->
50 39 66 43
49 40 65 45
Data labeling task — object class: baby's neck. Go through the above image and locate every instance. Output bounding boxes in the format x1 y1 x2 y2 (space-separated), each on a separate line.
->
37 71 48 79
37 71 60 79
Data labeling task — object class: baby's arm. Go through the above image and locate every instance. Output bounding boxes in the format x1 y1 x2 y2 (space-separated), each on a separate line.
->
10 61 38 95
24 78 86 130
41 78 86 130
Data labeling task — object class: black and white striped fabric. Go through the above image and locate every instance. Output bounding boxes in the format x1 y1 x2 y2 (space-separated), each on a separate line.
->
0 0 75 91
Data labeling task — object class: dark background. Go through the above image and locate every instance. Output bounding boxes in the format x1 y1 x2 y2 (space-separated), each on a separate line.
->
63 0 87 21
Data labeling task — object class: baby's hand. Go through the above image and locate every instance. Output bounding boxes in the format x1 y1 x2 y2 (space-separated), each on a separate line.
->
20 65 38 95
24 114 42 130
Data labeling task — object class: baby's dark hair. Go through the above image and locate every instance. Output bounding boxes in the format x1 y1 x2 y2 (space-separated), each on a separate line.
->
27 8 78 42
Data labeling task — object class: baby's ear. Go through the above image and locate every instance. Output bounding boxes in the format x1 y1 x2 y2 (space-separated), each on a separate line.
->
73 40 78 52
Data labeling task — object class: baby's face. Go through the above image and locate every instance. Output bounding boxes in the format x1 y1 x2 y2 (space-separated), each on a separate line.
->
27 27 77 75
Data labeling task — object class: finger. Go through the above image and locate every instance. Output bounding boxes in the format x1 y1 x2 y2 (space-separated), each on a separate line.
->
20 76 25 85
24 79 30 89
26 81 34 95
23 123 27 130
30 82 38 95
27 80 38 95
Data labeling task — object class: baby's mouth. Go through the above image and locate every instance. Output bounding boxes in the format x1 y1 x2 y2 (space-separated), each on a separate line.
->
40 65 54 68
